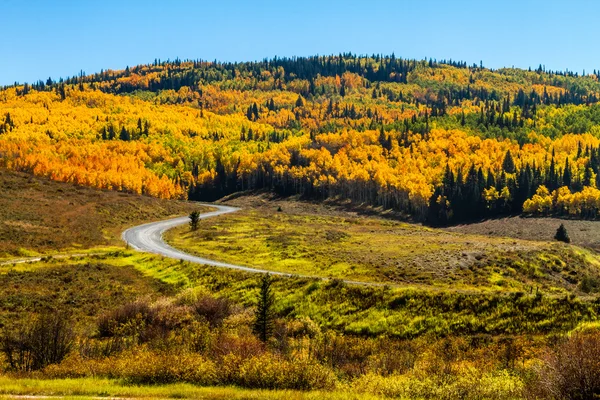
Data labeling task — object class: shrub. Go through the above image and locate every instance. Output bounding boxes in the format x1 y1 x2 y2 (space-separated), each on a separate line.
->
97 298 198 345
579 275 600 294
352 369 523 400
1 312 74 372
147 299 195 342
532 332 600 399
192 295 233 327
210 331 265 359
97 299 154 338
222 353 337 390
114 348 217 385
43 352 114 378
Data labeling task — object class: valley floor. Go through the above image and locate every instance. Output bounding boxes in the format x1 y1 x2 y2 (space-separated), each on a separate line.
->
2 174 600 399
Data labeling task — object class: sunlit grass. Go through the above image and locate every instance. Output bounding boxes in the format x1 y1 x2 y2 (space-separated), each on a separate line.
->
164 209 599 293
0 376 382 400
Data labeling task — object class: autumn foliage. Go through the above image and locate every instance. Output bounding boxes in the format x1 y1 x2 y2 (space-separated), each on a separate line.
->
3 55 600 221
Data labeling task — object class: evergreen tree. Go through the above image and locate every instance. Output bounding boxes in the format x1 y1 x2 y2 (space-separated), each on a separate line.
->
563 157 572 188
555 223 571 243
378 127 390 150
548 153 558 190
502 150 516 174
119 126 130 141
583 166 593 187
108 125 116 140
486 169 496 188
253 274 275 342
189 211 201 231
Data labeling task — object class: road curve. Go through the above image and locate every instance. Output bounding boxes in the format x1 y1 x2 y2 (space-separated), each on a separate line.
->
122 204 390 286
122 204 298 277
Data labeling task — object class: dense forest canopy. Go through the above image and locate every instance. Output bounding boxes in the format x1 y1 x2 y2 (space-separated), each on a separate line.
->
3 54 600 223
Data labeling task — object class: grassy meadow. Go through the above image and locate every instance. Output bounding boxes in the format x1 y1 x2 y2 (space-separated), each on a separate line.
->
1 250 599 398
165 200 600 295
3 177 600 398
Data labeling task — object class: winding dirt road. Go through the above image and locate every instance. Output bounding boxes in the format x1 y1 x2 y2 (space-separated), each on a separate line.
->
121 204 388 285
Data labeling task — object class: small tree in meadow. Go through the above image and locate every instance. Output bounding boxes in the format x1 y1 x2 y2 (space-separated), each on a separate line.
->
189 211 200 231
555 223 570 243
254 274 275 342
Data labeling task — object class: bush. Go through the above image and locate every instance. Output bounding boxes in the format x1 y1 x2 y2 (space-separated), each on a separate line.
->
114 348 217 385
532 332 600 399
97 299 154 338
192 295 233 327
579 275 600 294
43 352 114 378
222 353 337 390
97 299 197 345
352 369 523 400
1 312 74 372
210 331 264 359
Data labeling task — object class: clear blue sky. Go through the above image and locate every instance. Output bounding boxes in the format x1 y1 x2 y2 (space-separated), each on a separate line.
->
2 0 599 85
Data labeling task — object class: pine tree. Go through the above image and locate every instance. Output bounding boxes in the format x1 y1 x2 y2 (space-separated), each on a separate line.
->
502 150 516 174
583 167 593 187
378 127 390 150
563 157 572 188
253 274 275 342
189 211 200 231
549 155 557 190
555 223 570 243
119 126 130 141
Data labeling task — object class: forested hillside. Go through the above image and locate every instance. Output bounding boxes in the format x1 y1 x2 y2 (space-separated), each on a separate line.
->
3 54 600 223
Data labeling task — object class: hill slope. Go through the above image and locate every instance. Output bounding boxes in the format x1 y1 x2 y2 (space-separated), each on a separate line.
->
2 55 600 223
0 169 200 257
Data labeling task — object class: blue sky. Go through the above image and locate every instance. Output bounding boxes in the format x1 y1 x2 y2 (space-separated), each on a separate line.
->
1 0 599 85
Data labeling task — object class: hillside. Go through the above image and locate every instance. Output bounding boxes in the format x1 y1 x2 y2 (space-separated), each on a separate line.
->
2 55 600 224
161 194 600 295
0 169 200 257
447 215 600 251
5 55 600 399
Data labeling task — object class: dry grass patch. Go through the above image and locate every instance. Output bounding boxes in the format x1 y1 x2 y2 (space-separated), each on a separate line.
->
0 169 202 257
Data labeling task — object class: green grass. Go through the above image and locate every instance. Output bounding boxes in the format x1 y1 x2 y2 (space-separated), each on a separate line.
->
0 377 381 400
3 250 596 338
94 252 600 337
165 208 600 294
0 251 173 329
